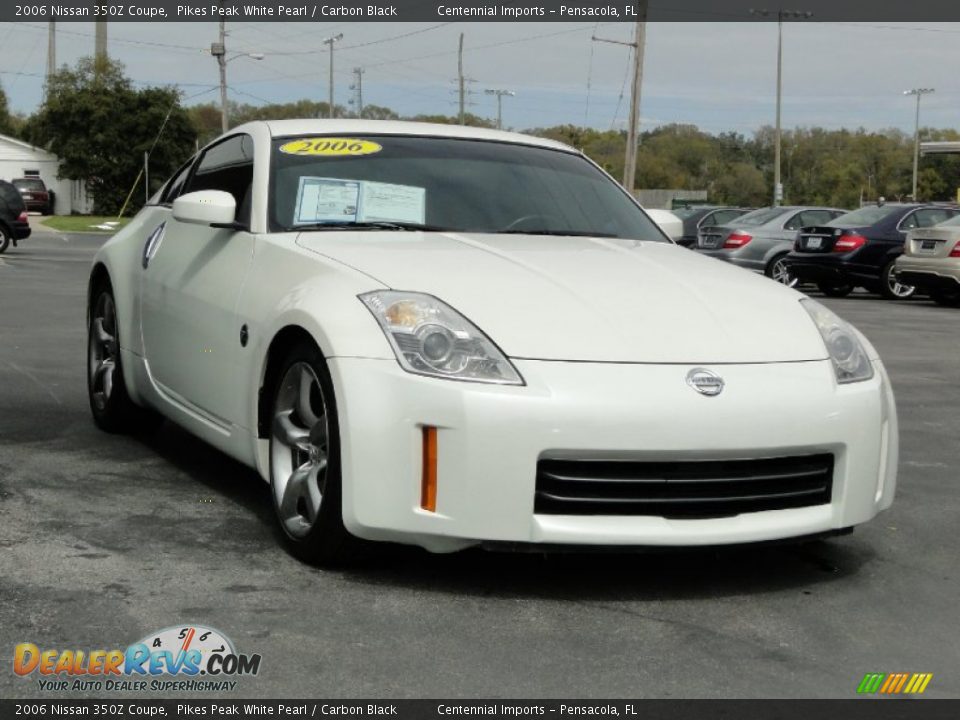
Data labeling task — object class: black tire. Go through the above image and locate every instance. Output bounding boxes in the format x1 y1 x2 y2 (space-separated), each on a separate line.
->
931 288 960 307
266 340 364 565
880 260 916 300
817 282 853 298
87 282 162 434
0 226 9 254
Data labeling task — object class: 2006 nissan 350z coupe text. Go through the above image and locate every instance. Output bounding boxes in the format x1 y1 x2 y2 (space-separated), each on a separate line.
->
85 120 897 564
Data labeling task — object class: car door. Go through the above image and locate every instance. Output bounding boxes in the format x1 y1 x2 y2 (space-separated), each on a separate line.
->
140 134 256 429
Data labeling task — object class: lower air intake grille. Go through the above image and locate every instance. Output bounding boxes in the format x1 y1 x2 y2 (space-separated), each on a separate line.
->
535 454 834 519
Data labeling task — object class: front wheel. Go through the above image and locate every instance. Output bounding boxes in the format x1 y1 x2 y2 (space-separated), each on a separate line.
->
267 341 363 565
87 284 161 433
766 254 797 286
880 260 916 300
817 282 853 298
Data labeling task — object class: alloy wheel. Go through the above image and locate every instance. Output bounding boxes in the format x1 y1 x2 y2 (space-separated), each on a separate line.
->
886 265 915 299
270 362 330 538
771 258 797 287
88 293 119 411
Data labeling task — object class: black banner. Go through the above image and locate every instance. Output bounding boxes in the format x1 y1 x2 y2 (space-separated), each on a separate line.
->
2 700 960 719
7 0 960 23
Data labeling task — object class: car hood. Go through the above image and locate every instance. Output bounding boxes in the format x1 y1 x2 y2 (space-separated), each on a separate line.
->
296 231 828 363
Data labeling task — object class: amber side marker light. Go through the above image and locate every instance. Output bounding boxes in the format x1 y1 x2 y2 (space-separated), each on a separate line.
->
421 426 438 512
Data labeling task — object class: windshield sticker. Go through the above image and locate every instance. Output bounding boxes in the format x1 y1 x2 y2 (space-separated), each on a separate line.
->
362 181 426 225
295 177 360 225
279 138 382 157
294 177 426 226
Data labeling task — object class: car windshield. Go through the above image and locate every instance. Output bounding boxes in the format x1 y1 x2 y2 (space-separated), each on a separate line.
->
829 205 902 227
13 179 44 191
732 207 787 227
270 135 666 240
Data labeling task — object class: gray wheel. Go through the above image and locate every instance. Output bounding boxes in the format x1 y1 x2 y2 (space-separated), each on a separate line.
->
87 283 160 433
768 255 797 287
267 341 361 564
881 260 916 300
270 361 330 539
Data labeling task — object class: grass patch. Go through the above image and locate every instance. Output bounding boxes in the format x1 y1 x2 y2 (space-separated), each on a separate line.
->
41 216 132 233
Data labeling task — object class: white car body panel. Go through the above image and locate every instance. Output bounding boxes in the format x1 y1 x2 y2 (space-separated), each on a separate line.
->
89 120 898 553
645 208 684 242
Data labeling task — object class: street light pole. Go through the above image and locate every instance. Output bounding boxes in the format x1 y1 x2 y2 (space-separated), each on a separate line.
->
323 34 343 119
904 88 934 201
751 8 812 206
215 19 228 133
484 88 515 130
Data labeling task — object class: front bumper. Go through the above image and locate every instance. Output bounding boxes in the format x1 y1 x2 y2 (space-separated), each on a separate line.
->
329 357 897 553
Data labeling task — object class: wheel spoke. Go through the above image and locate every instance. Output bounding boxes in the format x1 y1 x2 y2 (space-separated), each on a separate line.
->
102 360 114 399
303 465 323 522
279 463 311 518
297 367 320 427
273 410 310 448
94 318 113 346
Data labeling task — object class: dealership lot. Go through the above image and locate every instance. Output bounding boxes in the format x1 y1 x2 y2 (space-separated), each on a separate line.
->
1 228 958 699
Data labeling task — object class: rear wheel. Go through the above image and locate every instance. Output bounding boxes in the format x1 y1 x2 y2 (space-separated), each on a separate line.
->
0 227 9 254
87 283 161 433
267 341 363 565
817 282 853 298
880 260 916 300
931 288 960 307
766 254 797 286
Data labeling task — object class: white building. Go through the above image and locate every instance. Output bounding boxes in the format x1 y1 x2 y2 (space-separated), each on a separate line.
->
0 133 93 215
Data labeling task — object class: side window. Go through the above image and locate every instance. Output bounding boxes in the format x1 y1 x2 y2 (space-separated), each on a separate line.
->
699 211 719 227
914 208 953 228
799 210 833 226
183 134 255 224
899 211 918 230
783 212 804 231
159 157 195 205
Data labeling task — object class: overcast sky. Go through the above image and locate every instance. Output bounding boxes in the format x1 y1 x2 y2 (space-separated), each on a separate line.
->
2 21 959 135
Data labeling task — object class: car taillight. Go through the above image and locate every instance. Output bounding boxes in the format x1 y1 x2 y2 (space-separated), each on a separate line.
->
723 232 752 249
17 211 27 222
832 234 867 253
950 242 960 258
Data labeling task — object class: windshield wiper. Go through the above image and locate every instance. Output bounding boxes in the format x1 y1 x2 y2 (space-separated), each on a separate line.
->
493 229 617 237
293 221 453 232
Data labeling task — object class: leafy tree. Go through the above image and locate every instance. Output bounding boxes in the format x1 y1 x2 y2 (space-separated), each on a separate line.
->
28 57 196 214
0 84 14 136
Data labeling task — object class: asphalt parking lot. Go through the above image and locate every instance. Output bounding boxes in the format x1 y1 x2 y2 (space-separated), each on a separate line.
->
1 227 958 700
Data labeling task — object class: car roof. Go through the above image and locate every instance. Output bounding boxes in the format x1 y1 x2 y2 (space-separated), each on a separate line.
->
252 119 577 154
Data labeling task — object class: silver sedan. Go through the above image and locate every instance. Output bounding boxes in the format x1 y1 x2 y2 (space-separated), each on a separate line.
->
696 206 846 283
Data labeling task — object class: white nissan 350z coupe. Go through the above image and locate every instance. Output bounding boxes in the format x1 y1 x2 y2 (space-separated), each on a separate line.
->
86 120 898 564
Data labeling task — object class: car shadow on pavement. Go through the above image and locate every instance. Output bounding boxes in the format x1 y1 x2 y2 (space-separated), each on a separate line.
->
135 420 874 602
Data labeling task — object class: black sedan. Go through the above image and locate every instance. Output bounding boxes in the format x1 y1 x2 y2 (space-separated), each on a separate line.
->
672 205 751 248
0 179 31 254
785 203 959 299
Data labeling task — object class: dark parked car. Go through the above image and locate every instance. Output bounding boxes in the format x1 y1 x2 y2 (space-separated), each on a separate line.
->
672 205 751 247
0 179 31 253
12 177 54 215
786 204 960 299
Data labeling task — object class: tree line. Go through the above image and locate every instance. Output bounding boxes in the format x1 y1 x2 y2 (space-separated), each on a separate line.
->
3 57 959 215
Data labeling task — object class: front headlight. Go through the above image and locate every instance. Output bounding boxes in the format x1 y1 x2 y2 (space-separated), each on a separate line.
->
360 291 524 385
800 298 874 384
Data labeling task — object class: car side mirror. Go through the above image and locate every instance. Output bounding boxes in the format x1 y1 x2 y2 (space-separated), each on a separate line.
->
172 190 237 227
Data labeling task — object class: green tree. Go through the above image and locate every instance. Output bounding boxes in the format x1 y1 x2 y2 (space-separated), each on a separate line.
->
0 84 15 136
28 57 196 214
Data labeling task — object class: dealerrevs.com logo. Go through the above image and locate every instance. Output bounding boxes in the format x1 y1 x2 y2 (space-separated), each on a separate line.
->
14 625 261 692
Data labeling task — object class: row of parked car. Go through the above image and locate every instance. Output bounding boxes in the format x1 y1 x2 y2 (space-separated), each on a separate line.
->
659 202 960 307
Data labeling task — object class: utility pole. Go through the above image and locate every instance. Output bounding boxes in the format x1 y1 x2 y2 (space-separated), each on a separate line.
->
349 67 365 118
212 19 228 133
750 8 813 205
904 88 934 201
484 88 515 130
593 1 647 194
94 20 107 64
323 34 343 119
458 33 465 124
44 21 55 101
